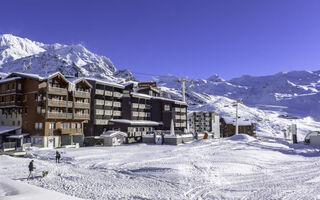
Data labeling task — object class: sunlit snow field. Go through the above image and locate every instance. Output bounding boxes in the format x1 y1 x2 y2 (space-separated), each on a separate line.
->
1 135 320 200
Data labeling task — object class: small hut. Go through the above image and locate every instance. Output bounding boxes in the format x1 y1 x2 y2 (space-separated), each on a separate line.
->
305 131 320 145
100 131 128 146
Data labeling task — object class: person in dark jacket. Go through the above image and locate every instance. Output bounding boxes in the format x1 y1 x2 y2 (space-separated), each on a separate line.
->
56 150 61 163
28 160 35 179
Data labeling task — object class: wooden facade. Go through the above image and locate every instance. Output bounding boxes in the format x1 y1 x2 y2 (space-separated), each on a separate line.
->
1 72 91 147
220 118 255 137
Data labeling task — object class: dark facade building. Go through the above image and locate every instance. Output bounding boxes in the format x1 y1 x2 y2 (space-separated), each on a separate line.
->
84 78 124 137
84 81 188 143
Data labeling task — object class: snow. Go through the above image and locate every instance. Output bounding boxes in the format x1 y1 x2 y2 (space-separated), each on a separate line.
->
0 176 81 200
0 126 21 135
100 131 128 137
228 134 257 142
109 119 162 126
1 138 320 199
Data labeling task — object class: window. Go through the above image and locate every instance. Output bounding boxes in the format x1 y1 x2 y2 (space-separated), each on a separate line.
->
12 121 15 126
17 120 20 126
37 106 41 114
77 123 82 129
35 123 39 130
164 104 170 111
25 108 28 114
39 123 43 130
72 123 76 129
49 123 55 130
17 83 22 90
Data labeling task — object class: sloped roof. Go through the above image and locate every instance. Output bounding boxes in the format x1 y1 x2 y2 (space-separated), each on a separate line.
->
100 131 127 137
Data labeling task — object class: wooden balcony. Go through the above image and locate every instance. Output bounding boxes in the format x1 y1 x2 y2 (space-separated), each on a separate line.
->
0 101 23 107
74 91 90 98
48 87 68 95
48 100 73 107
60 128 83 135
74 114 90 120
74 102 90 109
47 112 68 119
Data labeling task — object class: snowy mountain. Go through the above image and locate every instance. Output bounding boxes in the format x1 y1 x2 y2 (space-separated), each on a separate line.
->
153 70 320 121
0 34 134 82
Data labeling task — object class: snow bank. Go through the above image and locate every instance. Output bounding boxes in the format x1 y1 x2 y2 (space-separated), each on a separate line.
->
228 134 257 142
0 177 81 200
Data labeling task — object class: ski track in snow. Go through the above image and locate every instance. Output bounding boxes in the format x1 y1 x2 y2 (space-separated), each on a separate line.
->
1 137 320 200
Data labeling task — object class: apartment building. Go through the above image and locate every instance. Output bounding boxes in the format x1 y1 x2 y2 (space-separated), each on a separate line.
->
0 76 24 127
83 78 124 137
188 111 220 138
1 72 91 147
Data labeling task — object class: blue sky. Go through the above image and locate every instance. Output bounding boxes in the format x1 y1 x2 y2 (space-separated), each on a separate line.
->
1 0 320 80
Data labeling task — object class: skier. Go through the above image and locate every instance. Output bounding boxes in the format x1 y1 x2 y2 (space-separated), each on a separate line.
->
28 160 35 179
56 150 61 163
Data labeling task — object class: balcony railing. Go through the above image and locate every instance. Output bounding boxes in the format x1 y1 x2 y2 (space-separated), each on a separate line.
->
60 128 83 135
0 101 22 107
48 87 68 95
113 92 123 98
47 112 67 119
74 91 90 98
48 100 73 107
139 104 146 109
74 102 90 109
174 107 181 112
95 119 109 125
113 110 121 116
74 114 90 120
105 110 112 116
95 89 104 95
105 90 113 97
113 101 121 108
95 99 104 105
105 100 113 107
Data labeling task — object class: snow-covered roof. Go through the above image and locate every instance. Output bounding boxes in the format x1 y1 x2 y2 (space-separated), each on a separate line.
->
222 117 252 126
0 126 21 135
131 92 152 99
152 96 188 106
137 87 161 93
7 133 29 139
67 77 92 88
100 131 128 137
6 72 44 81
0 77 22 84
109 119 162 126
85 77 124 89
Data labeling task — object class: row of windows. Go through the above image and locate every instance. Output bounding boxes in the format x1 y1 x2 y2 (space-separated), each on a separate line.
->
0 120 20 126
0 83 22 91
48 122 82 130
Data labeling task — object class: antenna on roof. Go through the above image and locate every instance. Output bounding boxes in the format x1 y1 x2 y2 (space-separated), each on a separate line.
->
23 60 27 72
27 57 32 69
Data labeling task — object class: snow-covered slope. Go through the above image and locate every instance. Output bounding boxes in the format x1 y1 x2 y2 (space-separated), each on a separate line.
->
154 70 320 121
0 34 134 82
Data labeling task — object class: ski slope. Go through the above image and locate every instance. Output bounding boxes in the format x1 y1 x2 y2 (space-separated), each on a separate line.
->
1 135 320 199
